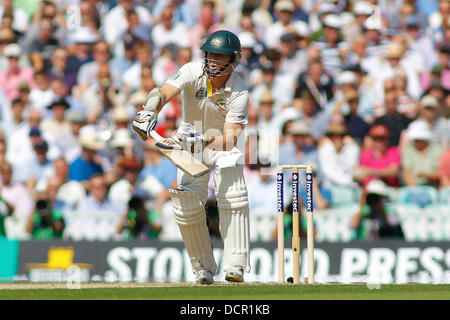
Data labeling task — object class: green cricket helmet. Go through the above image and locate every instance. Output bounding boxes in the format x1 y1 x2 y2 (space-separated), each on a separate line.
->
200 30 241 77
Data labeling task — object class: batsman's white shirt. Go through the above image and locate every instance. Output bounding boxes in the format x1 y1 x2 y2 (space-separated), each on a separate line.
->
166 61 249 168
166 61 248 133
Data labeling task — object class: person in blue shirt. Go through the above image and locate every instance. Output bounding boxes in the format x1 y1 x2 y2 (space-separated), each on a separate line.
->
68 128 105 183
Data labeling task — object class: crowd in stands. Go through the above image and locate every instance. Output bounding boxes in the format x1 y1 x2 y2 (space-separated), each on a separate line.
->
0 0 448 242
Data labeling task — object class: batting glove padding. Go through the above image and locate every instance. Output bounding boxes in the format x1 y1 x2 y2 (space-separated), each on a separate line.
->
132 110 158 140
144 87 165 112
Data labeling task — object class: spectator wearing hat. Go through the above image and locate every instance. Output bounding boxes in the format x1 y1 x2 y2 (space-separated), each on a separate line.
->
278 119 320 169
264 0 309 49
373 88 412 147
54 109 86 164
66 26 98 72
311 13 347 77
0 28 23 70
408 95 449 148
278 32 308 81
109 128 135 166
318 122 360 189
341 1 373 44
403 14 438 71
368 41 423 103
351 179 404 240
68 126 106 184
236 31 262 89
354 124 401 187
40 99 71 140
402 120 444 187
0 43 36 99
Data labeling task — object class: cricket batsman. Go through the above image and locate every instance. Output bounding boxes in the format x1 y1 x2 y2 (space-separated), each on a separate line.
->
132 30 250 284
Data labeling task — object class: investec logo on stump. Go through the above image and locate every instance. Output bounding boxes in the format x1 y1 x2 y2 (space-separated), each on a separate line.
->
305 173 313 212
276 173 283 213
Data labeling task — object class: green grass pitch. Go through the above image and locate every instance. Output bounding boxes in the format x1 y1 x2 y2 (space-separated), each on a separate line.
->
0 283 449 300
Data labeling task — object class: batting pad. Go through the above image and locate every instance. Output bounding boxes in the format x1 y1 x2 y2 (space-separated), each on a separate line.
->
214 167 251 273
169 189 217 275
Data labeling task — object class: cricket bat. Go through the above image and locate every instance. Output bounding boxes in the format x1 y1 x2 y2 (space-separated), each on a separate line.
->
150 131 210 177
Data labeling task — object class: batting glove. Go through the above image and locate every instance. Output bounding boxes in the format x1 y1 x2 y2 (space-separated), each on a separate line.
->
132 110 158 140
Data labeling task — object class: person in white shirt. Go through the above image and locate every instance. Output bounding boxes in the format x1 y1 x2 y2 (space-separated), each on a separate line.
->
318 122 360 190
133 30 250 284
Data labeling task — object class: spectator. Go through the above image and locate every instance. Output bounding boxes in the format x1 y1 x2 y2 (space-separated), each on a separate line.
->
53 158 86 210
22 16 62 71
439 148 450 188
311 14 347 77
0 0 29 35
264 0 308 49
103 0 153 48
278 32 308 81
278 119 320 169
0 98 27 140
109 156 144 207
24 138 55 198
68 126 105 184
123 41 154 91
40 99 71 140
251 61 294 113
295 88 331 140
402 121 444 188
318 122 360 189
0 161 34 239
294 59 335 112
408 95 449 149
25 176 66 239
151 6 190 57
373 88 412 147
333 89 371 145
189 0 226 61
75 173 126 240
354 124 401 187
351 179 404 240
47 47 78 91
76 40 122 89
0 43 35 100
116 195 163 240
139 140 177 192
28 70 55 115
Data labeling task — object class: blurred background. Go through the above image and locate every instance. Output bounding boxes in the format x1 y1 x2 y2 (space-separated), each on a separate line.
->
0 0 448 284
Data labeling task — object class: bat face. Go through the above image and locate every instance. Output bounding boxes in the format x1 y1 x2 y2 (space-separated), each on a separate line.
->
153 136 210 177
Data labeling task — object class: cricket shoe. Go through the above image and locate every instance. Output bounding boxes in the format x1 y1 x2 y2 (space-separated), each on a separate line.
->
195 270 214 284
225 267 244 283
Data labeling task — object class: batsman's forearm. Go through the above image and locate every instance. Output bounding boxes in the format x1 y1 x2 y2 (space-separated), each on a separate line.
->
205 134 238 151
